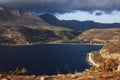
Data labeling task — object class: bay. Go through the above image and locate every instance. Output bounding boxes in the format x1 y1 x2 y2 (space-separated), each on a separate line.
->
0 44 102 75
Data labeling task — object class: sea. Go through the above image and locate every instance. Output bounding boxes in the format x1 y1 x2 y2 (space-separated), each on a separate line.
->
0 44 102 75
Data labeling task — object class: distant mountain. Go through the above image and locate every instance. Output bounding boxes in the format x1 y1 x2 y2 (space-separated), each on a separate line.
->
39 13 120 31
39 13 60 25
0 6 79 45
0 6 19 20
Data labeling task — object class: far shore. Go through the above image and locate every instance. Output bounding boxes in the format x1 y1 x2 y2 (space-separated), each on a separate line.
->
0 42 104 47
47 41 104 46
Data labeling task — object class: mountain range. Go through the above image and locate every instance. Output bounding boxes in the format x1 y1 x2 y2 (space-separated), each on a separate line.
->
0 6 79 45
0 5 120 45
39 13 120 31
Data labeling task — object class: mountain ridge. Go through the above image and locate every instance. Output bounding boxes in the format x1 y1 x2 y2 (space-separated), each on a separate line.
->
0 6 79 45
39 13 120 30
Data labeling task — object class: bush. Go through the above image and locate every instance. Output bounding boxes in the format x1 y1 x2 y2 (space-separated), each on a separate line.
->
8 68 29 75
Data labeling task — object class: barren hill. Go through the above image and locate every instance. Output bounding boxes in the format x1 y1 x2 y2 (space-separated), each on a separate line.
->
0 6 79 45
74 28 120 44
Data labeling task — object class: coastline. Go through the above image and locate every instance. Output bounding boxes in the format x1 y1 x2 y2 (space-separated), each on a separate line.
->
87 52 100 67
40 42 104 45
0 42 104 46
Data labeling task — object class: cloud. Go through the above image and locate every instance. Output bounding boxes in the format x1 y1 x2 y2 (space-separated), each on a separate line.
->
0 0 120 13
92 10 104 16
55 10 120 23
95 12 102 16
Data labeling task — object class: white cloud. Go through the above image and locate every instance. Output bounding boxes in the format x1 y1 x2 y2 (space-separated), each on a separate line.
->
55 10 120 23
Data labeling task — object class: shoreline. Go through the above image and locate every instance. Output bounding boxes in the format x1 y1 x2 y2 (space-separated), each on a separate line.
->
87 52 100 67
0 42 104 47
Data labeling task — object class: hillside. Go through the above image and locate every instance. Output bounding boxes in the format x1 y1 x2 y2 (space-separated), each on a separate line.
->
74 28 120 44
0 6 79 45
39 13 120 31
88 36 120 69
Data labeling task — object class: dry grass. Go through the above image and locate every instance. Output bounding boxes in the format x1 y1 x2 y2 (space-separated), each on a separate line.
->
92 51 106 64
8 68 29 75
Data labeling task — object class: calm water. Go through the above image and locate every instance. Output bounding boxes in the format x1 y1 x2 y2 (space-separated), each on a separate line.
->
0 44 102 75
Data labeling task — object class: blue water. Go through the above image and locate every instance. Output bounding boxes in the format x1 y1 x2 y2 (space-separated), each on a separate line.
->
0 44 102 75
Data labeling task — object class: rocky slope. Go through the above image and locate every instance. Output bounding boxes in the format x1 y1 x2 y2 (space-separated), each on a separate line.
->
0 6 79 45
89 36 120 70
74 28 120 44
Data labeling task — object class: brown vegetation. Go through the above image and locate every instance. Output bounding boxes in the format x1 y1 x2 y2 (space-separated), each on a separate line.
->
95 59 119 72
8 68 28 75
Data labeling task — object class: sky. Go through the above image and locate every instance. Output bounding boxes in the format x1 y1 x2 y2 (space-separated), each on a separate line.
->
0 0 120 23
55 10 120 23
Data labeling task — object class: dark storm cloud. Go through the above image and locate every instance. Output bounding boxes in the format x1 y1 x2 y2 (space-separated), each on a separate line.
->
95 12 102 16
0 0 120 13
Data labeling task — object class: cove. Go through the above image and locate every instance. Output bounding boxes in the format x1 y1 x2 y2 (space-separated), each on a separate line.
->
0 44 102 75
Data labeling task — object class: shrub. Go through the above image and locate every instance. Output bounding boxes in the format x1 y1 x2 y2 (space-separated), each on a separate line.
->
8 68 29 75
